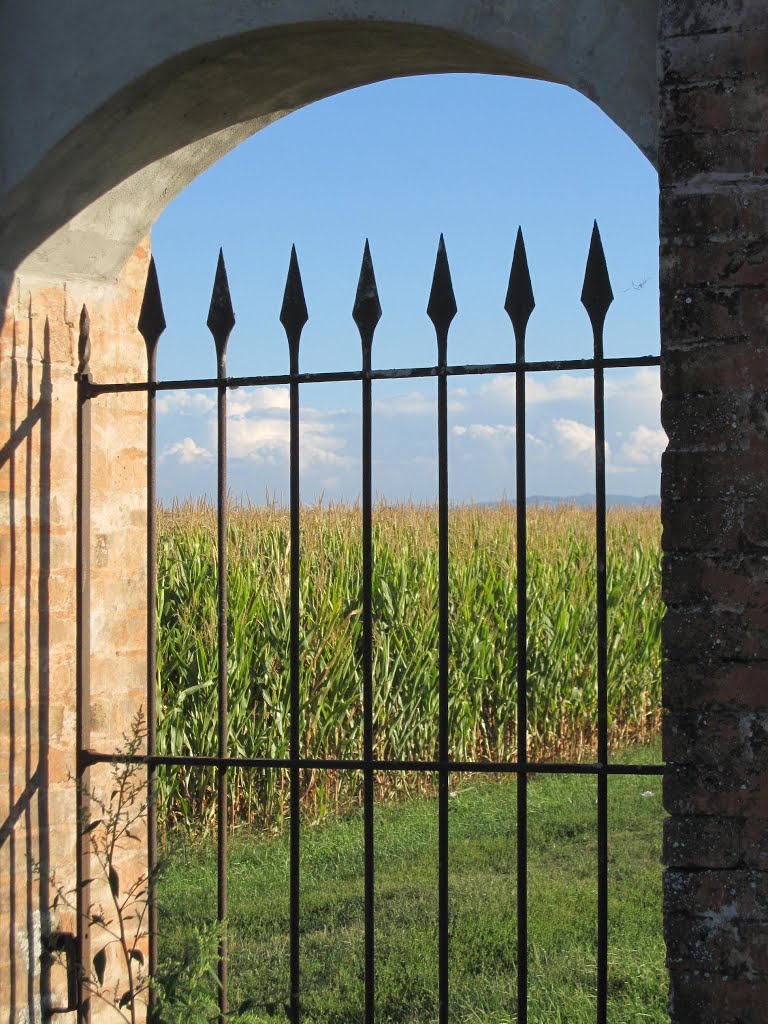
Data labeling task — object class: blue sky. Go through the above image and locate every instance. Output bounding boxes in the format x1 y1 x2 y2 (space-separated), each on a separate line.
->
150 73 662 505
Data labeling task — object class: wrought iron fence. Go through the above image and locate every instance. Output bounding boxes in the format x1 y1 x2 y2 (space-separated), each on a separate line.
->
75 224 663 1024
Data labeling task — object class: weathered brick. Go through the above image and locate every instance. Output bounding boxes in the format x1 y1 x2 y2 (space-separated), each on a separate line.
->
660 127 768 179
663 604 764 663
740 817 768 870
659 189 768 243
664 761 768 816
662 498 746 553
661 76 767 135
663 708 768 766
663 660 768 713
666 913 768 977
662 236 766 289
664 816 743 869
672 969 740 1024
645 4 766 1000
662 343 768 396
662 450 768 503
661 552 767 607
661 389 765 451
660 0 768 40
666 868 768 922
660 27 768 83
659 282 768 347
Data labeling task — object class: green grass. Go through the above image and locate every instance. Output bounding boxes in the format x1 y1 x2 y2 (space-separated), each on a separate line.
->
156 743 668 1024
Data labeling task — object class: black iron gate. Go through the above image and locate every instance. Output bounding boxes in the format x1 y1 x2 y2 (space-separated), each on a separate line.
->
75 225 663 1024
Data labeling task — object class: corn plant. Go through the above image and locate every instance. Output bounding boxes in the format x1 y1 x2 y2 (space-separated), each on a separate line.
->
155 500 662 834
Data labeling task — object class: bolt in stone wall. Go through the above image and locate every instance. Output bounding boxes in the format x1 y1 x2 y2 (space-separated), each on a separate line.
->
0 241 151 1023
659 1 768 1019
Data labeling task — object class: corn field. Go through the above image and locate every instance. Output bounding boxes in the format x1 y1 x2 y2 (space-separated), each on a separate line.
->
156 500 662 835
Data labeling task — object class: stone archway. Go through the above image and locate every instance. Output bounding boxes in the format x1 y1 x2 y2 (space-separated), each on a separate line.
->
1 3 657 283
2 2 766 1022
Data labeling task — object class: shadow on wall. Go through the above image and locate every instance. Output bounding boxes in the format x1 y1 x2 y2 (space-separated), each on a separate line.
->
0 304 54 1019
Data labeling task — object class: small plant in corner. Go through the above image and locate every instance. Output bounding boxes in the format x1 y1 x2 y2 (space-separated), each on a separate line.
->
42 708 224 1023
44 710 150 1023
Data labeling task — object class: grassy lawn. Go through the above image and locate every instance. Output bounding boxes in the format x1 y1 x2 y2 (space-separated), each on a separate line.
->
156 743 667 1024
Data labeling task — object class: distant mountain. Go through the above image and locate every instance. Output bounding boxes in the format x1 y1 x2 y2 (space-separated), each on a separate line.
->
527 493 659 508
472 494 659 509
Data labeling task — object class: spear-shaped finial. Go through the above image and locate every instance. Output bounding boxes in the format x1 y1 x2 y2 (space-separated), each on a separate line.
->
207 248 236 372
138 255 166 369
280 245 309 371
427 235 457 365
504 228 535 357
581 222 613 351
352 240 382 362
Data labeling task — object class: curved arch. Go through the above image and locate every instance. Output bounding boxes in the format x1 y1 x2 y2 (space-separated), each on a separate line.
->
0 3 657 283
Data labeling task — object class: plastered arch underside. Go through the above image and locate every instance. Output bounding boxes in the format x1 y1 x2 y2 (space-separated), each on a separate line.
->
0 3 657 285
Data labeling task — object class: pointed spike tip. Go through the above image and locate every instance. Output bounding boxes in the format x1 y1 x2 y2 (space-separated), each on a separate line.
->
581 221 614 333
279 245 309 346
137 256 166 354
352 241 382 346
207 249 236 360
426 234 457 339
504 227 535 339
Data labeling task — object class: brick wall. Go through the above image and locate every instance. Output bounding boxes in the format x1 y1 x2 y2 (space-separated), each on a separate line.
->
0 242 150 1023
659 1 768 1020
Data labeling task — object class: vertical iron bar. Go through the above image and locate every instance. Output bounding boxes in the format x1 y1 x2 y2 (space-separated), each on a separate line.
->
138 257 165 1022
353 242 382 1024
75 308 92 1024
216 342 229 1024
362 324 375 1024
594 316 609 1024
437 351 450 1024
505 229 535 1024
207 251 236 1024
427 237 457 1024
581 223 613 1024
280 248 309 1024
289 337 301 1024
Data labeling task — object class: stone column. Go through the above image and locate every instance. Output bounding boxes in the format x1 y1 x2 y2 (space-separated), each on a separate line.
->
0 241 150 1022
659 1 768 1020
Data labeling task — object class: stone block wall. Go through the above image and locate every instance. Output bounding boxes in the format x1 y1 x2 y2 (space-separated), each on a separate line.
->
659 1 768 1020
0 242 150 1023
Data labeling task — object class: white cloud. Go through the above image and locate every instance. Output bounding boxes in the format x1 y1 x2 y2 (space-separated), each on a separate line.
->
482 368 661 414
552 418 601 461
229 387 290 417
157 390 215 416
552 417 664 476
481 373 593 406
227 417 286 464
453 423 516 441
227 415 350 470
605 367 660 404
162 437 213 464
529 375 594 404
618 424 667 466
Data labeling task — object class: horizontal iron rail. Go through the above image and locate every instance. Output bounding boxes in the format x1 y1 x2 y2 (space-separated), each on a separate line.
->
84 354 660 396
82 750 664 774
